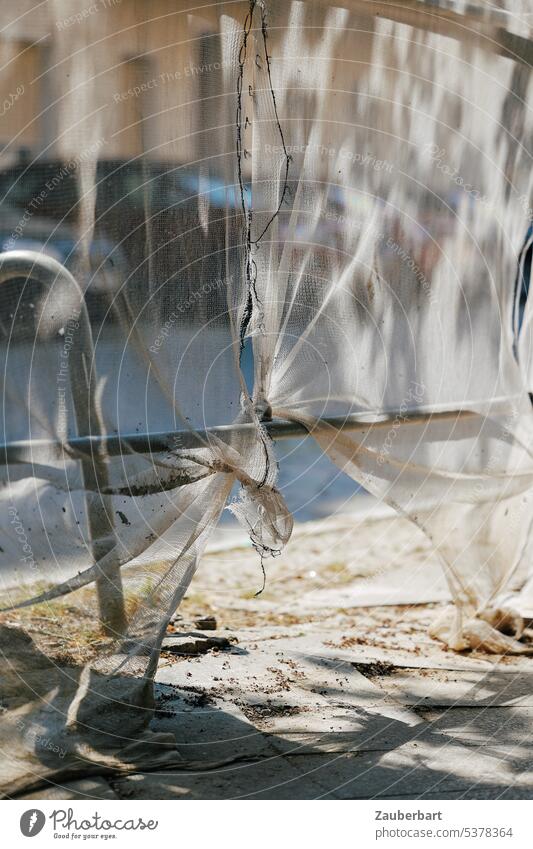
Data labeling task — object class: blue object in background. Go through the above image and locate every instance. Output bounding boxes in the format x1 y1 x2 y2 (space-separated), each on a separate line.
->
514 223 533 345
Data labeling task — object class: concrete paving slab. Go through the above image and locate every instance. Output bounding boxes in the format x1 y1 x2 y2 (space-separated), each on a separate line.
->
113 755 328 800
367 667 533 707
414 706 533 768
151 685 276 764
20 777 118 800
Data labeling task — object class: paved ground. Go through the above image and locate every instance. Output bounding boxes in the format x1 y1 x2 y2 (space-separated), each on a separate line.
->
17 511 533 800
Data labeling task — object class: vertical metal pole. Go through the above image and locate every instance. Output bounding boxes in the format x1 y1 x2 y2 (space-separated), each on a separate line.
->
70 350 127 637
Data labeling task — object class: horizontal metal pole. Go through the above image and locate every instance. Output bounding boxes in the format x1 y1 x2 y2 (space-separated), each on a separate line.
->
0 408 478 465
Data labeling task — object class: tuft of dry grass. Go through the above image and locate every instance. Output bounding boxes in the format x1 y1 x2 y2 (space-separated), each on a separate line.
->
0 584 113 665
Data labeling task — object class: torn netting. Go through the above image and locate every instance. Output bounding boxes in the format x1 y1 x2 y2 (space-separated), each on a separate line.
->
0 0 533 793
248 0 533 649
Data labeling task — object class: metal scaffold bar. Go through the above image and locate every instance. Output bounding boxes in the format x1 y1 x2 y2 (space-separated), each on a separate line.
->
0 408 479 466
0 251 126 634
